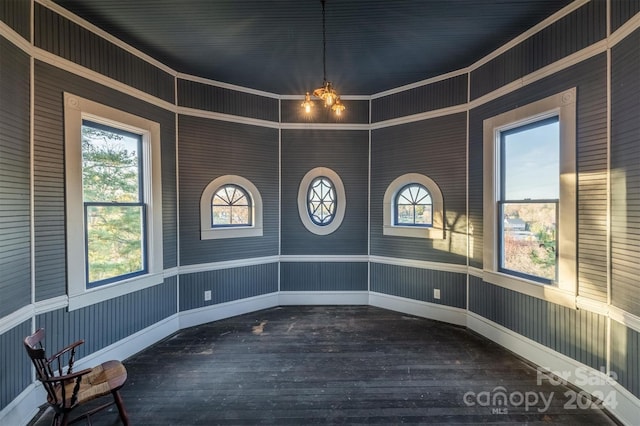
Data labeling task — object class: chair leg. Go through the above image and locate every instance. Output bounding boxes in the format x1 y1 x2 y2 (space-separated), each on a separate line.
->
53 412 69 426
112 390 130 425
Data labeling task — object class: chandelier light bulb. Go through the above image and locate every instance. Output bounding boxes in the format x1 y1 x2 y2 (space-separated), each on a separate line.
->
301 92 313 113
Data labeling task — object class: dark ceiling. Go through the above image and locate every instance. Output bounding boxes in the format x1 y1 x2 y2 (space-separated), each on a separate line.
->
51 0 574 96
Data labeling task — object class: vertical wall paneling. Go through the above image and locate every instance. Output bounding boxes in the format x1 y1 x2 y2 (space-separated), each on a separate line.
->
371 74 468 123
0 0 31 40
610 28 640 316
280 129 369 255
0 321 32 411
470 1 606 100
33 4 175 103
370 263 466 309
280 262 368 292
0 36 31 317
179 264 278 311
177 115 279 265
280 99 370 125
177 79 279 122
610 0 640 33
33 60 177 298
370 113 468 264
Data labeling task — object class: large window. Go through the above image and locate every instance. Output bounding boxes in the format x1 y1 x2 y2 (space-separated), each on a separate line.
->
200 175 263 240
498 117 559 283
82 120 147 287
65 93 163 310
483 89 576 303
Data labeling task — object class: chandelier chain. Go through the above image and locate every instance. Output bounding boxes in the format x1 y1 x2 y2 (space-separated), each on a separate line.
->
322 0 327 83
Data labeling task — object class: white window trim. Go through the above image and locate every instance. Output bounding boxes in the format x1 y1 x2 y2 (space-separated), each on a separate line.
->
200 175 263 240
383 173 445 239
64 93 164 311
297 167 346 235
482 88 577 307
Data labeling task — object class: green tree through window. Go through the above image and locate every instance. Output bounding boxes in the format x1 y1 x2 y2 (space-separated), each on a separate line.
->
82 121 146 286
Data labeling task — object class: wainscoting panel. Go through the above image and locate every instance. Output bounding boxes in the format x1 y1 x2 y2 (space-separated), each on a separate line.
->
370 263 466 309
36 277 177 359
179 263 279 311
469 277 607 370
0 320 32 411
280 262 368 292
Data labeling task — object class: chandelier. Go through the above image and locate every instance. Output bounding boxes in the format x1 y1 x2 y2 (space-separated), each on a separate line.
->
302 0 345 116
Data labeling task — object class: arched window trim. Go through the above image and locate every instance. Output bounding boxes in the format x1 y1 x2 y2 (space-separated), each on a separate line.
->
297 167 346 235
383 173 444 239
200 175 263 240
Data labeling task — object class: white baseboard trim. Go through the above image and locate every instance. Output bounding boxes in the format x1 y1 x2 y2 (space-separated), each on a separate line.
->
368 292 467 326
278 291 369 306
179 292 279 329
467 311 639 426
0 384 42 426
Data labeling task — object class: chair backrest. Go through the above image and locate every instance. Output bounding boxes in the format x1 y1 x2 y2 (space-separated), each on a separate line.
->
23 328 61 405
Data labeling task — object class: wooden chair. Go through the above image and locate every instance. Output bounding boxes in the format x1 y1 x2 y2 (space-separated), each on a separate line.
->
23 328 130 426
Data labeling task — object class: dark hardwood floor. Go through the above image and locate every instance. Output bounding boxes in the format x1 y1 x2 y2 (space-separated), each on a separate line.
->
30 306 619 425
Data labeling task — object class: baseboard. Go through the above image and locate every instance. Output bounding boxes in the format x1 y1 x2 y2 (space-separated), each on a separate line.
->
0 383 42 426
467 311 639 426
368 291 467 326
278 291 369 305
179 292 279 329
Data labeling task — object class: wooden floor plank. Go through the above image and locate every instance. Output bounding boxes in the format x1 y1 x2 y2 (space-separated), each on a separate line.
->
30 306 619 425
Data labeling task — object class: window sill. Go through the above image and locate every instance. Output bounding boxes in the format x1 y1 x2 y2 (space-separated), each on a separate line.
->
201 226 263 240
383 225 445 239
68 272 165 311
482 269 576 309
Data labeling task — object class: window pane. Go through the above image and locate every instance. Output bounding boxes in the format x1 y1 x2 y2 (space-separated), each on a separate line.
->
502 117 559 200
86 205 144 285
230 206 250 225
211 185 251 226
212 206 231 225
395 184 433 226
500 202 557 281
308 177 336 225
82 121 141 203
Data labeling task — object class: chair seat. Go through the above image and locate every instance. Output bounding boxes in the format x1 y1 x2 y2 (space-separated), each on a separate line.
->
50 360 128 408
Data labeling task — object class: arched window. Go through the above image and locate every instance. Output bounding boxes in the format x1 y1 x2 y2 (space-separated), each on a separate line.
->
212 184 252 227
394 183 433 226
200 175 263 240
383 173 444 239
297 167 346 235
307 176 336 226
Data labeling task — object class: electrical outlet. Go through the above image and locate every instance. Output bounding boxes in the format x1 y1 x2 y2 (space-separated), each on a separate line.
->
204 290 212 301
433 289 441 300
